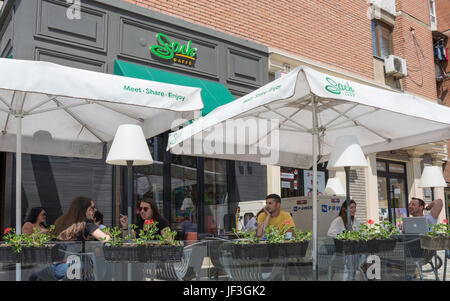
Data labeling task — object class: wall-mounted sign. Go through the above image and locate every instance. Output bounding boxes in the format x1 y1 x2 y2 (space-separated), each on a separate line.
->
150 33 197 66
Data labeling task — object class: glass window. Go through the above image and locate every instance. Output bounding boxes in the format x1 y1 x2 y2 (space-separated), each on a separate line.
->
133 137 164 220
389 163 405 173
280 167 301 198
378 177 389 222
377 161 386 172
235 162 267 201
204 158 228 235
372 20 393 58
171 154 197 233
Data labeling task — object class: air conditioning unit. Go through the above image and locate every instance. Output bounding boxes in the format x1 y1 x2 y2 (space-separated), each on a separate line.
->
384 55 408 78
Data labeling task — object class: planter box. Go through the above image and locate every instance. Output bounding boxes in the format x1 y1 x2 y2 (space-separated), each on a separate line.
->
420 235 450 251
103 244 143 263
283 241 309 258
231 241 309 260
366 238 397 253
0 243 57 264
334 239 367 255
103 243 183 263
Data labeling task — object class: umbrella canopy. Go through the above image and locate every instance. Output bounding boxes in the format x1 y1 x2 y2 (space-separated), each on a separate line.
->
0 58 203 159
0 58 204 234
167 65 450 279
167 66 450 167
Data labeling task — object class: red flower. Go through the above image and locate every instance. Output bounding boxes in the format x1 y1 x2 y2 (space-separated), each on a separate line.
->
3 227 11 235
367 219 375 225
443 219 448 224
145 219 154 225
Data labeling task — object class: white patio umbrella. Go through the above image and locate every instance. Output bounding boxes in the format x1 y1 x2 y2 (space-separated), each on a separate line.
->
0 58 204 235
166 65 450 279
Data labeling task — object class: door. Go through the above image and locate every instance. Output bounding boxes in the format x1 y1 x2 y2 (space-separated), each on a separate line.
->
377 160 408 225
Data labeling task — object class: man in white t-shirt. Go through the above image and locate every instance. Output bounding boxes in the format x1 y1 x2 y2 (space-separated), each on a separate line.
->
408 197 443 225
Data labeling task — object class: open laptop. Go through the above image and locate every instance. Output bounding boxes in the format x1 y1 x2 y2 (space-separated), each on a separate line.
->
402 217 429 234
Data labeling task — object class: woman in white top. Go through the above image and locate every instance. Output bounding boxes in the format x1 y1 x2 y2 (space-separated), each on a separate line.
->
327 200 363 281
327 200 360 238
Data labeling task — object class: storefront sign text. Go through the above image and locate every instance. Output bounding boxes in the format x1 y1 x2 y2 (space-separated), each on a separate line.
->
150 33 197 66
325 77 355 97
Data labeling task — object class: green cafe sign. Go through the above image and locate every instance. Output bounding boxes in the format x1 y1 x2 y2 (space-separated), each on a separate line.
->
325 77 355 97
150 33 197 66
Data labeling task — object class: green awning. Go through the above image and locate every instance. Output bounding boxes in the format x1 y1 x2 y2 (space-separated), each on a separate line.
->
114 60 235 116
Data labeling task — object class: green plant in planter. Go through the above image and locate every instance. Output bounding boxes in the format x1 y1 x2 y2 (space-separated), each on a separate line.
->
157 229 179 245
131 220 159 246
2 228 27 253
426 219 449 237
231 228 261 244
2 226 56 252
357 220 400 240
264 225 287 244
24 225 56 247
291 228 312 243
335 229 365 241
103 226 126 246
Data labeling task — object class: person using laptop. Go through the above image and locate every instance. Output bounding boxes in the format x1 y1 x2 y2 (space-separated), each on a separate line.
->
408 197 443 225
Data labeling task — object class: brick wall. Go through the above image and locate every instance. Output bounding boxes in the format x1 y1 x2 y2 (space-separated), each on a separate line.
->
123 0 375 79
397 0 432 25
435 0 450 182
393 1 437 100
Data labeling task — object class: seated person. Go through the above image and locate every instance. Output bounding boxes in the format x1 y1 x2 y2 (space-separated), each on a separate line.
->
257 194 295 238
327 200 360 238
22 207 49 235
120 198 171 238
408 197 443 225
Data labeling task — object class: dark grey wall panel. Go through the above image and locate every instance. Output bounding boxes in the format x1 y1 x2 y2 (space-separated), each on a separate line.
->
35 47 106 72
227 48 263 88
36 0 108 53
118 17 220 80
0 5 12 57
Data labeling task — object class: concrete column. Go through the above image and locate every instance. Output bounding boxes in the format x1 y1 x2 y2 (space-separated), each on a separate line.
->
431 158 447 223
406 150 425 200
365 153 379 223
267 165 281 195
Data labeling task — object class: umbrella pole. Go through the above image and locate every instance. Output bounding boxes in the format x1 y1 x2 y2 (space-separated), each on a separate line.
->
16 115 22 281
127 160 133 281
311 97 318 281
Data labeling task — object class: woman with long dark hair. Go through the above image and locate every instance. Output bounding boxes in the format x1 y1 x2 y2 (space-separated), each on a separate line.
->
53 196 110 241
120 198 170 237
22 207 48 235
327 200 360 238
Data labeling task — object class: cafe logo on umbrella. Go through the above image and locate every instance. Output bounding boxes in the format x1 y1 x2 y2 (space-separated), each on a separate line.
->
150 33 197 67
325 77 355 97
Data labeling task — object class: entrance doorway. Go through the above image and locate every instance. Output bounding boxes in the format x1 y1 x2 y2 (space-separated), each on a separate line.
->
377 160 408 225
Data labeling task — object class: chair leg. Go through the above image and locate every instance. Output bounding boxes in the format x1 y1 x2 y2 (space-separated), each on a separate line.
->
416 262 424 281
429 260 439 281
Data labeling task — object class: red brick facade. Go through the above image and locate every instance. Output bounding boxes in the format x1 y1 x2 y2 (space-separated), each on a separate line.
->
124 0 375 79
393 0 437 100
124 0 449 181
435 0 450 182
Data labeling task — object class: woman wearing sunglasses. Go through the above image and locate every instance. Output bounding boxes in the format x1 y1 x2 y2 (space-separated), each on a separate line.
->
120 198 171 238
22 207 49 235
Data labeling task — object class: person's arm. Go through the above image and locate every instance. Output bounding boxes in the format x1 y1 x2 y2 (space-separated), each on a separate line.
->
426 198 443 220
21 222 33 235
91 228 111 242
257 210 270 238
119 215 136 239
327 217 343 238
